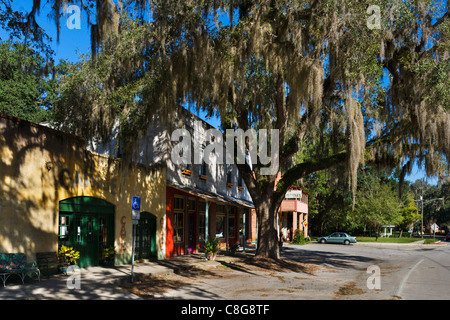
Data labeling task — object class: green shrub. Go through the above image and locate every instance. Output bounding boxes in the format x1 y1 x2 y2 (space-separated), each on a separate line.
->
292 230 309 245
58 245 80 264
204 236 220 260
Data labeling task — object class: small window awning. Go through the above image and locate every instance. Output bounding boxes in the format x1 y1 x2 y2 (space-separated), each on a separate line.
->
168 183 254 209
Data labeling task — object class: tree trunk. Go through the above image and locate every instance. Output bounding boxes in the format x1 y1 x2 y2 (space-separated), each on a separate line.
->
254 201 280 259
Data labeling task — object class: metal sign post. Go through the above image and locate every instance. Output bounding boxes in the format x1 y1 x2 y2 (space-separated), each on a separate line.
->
130 196 140 283
431 223 439 241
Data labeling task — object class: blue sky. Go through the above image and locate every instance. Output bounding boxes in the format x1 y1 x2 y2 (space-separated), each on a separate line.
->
1 1 439 185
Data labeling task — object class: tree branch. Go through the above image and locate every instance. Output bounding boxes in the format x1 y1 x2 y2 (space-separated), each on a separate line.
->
276 150 347 195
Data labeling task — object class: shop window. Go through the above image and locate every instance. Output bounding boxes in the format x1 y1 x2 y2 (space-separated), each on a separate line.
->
75 217 82 245
59 215 70 246
173 211 184 243
174 196 185 243
174 197 185 210
188 198 196 211
216 204 225 213
215 215 225 239
198 201 206 241
228 216 236 238
198 214 206 241
216 204 225 239
198 201 206 212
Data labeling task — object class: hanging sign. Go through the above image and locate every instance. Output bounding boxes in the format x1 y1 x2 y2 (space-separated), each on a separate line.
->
285 190 302 199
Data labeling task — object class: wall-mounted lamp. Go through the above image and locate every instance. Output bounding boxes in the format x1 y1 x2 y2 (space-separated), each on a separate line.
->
45 161 53 171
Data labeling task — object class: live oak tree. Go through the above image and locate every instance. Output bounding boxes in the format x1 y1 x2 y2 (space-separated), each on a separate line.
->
15 1 448 259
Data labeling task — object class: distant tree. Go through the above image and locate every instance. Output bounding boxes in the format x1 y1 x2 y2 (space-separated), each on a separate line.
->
350 178 402 240
0 41 65 122
398 193 421 237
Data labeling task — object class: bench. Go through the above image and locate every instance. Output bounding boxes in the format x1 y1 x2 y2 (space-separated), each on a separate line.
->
36 252 69 278
0 253 40 287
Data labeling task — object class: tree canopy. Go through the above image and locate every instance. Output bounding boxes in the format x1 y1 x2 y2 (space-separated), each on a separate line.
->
0 41 61 122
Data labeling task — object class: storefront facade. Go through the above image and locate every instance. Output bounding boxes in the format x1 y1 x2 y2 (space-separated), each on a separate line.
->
1 108 264 265
165 185 252 258
0 114 167 266
279 188 309 240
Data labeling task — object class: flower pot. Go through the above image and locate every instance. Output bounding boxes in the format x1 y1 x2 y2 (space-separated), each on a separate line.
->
181 169 193 176
208 252 217 261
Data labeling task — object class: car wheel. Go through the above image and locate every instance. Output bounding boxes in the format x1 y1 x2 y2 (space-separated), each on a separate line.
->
344 240 350 245
320 239 326 244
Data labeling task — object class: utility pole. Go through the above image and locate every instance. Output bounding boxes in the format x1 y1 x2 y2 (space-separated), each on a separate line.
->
421 195 424 239
413 195 424 238
414 196 444 240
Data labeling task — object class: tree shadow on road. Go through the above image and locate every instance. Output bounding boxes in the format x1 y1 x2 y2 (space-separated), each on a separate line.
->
281 247 380 270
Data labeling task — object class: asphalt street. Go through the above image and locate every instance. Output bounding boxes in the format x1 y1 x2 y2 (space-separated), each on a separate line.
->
156 242 450 300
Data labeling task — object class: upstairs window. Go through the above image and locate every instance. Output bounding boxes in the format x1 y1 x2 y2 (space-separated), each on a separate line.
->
237 168 243 188
199 144 208 176
226 164 232 185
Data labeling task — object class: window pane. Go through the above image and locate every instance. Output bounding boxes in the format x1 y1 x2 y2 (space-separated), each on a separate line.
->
229 217 236 237
188 199 196 211
173 211 184 243
174 197 184 210
198 201 206 212
198 213 205 241
216 215 225 238
216 205 225 213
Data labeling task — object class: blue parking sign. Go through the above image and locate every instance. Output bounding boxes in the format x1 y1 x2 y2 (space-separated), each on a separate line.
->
132 196 141 211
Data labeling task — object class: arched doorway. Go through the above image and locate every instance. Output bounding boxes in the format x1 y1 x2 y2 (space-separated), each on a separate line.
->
135 212 157 260
59 197 115 268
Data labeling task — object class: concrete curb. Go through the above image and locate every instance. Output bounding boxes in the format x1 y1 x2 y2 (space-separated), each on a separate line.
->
355 240 448 247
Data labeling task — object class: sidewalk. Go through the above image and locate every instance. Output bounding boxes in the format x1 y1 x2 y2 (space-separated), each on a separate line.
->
0 250 254 300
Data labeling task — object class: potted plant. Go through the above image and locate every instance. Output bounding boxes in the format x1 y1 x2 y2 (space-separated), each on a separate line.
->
229 242 239 256
204 236 220 261
103 245 116 266
58 245 80 271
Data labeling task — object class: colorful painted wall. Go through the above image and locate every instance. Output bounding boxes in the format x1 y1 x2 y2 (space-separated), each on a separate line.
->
0 114 166 263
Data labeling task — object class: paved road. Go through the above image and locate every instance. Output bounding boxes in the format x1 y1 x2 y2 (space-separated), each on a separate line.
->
287 242 450 300
156 242 450 300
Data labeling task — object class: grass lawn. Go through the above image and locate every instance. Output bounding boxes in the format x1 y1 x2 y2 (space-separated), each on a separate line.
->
356 237 423 243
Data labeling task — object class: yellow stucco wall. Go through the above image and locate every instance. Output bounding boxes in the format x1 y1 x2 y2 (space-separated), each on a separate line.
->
0 114 166 262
